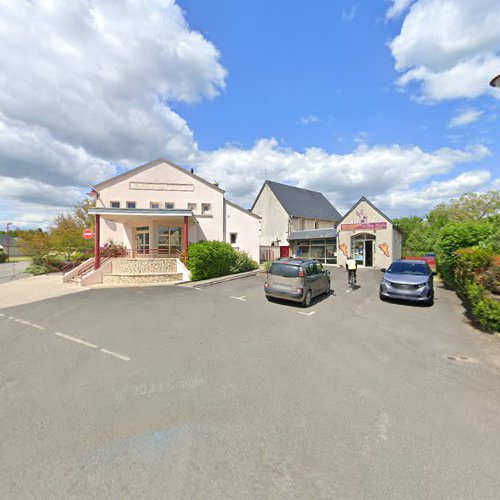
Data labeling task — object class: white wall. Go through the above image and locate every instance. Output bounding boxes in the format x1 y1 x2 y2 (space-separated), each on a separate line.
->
290 217 334 231
337 200 399 268
225 201 260 261
251 183 290 246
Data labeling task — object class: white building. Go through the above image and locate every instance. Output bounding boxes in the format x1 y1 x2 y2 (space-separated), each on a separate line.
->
251 180 342 262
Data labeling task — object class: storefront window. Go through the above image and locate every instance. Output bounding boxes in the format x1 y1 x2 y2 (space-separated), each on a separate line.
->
296 238 336 264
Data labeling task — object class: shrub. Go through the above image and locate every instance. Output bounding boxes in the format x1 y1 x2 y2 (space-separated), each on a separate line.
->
187 241 238 281
464 282 500 333
0 252 7 263
231 250 258 274
26 263 52 275
264 260 272 272
101 240 129 258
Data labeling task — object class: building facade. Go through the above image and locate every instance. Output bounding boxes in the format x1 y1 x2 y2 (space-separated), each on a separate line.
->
251 180 342 262
336 197 402 269
88 159 260 262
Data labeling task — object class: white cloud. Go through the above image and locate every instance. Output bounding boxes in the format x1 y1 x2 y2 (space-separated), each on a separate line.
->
0 0 226 219
342 6 357 21
448 108 483 128
389 0 500 101
296 115 320 125
386 0 415 19
195 138 491 214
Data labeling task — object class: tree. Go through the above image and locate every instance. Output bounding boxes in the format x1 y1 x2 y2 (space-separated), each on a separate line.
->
17 230 52 264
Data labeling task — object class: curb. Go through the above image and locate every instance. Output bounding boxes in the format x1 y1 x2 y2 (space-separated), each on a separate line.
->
177 270 258 288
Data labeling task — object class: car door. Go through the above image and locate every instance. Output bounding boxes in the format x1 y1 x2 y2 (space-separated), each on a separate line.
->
314 262 328 293
305 262 318 295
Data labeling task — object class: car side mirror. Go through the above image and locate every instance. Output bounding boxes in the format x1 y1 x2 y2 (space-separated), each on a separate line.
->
432 271 437 276
326 270 330 275
381 268 386 272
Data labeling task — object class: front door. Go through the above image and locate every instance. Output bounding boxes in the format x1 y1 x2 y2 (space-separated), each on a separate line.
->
135 226 150 255
365 240 373 267
280 246 290 258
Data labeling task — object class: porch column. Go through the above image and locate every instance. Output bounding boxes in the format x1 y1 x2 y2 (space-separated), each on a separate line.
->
183 216 189 256
94 214 101 269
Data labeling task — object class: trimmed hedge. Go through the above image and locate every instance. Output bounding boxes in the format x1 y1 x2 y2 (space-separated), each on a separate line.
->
186 241 258 281
0 252 7 263
453 248 499 333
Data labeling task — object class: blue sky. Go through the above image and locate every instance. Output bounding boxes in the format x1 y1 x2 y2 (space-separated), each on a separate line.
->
0 0 498 228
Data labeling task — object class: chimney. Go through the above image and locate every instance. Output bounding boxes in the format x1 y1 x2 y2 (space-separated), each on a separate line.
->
190 168 194 174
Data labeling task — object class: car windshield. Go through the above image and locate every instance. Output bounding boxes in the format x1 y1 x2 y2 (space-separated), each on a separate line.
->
269 262 300 278
387 261 430 276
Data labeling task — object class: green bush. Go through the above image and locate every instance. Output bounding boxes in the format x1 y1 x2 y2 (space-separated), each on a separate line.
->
26 263 52 275
231 250 258 274
464 282 500 333
0 252 7 263
187 241 238 281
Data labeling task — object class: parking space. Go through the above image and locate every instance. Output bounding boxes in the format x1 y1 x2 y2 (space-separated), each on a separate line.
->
1 269 500 498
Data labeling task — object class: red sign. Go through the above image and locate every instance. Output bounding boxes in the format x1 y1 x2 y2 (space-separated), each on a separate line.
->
82 228 94 240
340 222 387 231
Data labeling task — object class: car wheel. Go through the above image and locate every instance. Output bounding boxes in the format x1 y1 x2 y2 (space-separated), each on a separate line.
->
379 293 386 302
324 281 330 295
302 289 312 308
266 295 274 302
426 292 434 306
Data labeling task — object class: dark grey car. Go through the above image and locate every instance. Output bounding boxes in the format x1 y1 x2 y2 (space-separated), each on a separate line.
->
379 259 436 305
264 258 331 307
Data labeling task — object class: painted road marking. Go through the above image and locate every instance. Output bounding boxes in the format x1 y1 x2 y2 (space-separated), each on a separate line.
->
346 289 351 293
0 313 5 317
31 324 45 330
100 348 131 362
193 287 202 291
298 311 316 316
8 316 14 320
54 332 98 349
231 296 247 301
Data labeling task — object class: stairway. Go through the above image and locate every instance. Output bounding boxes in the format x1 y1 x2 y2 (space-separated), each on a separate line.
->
101 258 183 285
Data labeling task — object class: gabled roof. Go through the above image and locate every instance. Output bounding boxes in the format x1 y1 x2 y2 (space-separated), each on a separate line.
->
93 159 225 194
338 196 396 226
225 199 261 220
0 235 19 247
252 180 342 221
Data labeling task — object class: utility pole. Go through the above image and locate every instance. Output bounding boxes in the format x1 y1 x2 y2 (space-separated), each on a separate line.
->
6 222 12 262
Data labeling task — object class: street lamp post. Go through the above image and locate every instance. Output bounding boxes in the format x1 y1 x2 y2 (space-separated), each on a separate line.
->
489 74 500 88
6 222 12 262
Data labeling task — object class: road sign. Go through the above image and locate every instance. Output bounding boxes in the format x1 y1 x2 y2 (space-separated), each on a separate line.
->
82 228 94 240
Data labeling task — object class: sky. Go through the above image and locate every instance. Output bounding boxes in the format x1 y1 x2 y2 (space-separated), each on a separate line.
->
0 0 498 229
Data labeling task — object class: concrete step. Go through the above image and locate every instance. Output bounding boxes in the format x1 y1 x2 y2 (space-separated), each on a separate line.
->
111 258 177 274
101 272 183 285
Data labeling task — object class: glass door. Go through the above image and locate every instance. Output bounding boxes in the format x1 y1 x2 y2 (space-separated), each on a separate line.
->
158 226 183 256
135 226 150 255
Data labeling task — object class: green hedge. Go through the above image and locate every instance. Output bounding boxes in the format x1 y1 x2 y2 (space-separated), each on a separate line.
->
186 241 258 281
453 248 499 333
0 252 7 263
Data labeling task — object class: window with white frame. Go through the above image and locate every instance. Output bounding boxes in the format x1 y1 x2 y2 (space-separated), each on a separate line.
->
187 203 197 212
201 203 211 215
126 201 136 209
165 202 174 209
110 201 120 208
150 202 160 209
230 233 237 244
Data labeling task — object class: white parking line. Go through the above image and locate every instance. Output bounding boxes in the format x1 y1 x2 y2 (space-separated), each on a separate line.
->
230 296 247 301
0 313 5 317
193 287 202 291
31 324 45 331
298 311 316 316
346 289 351 293
100 348 130 362
54 332 98 349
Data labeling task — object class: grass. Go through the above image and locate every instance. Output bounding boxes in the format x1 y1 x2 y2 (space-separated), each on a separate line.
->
5 256 31 263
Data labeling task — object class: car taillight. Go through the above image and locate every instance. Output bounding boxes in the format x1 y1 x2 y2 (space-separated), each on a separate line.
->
296 287 303 294
298 267 305 277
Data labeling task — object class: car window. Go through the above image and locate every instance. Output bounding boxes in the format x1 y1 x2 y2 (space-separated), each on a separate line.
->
306 263 315 276
387 261 430 275
269 263 300 278
314 262 324 274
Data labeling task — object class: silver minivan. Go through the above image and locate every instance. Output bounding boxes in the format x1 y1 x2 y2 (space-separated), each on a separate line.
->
264 258 331 307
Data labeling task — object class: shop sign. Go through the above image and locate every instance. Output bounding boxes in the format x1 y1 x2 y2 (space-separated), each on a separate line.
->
340 222 387 231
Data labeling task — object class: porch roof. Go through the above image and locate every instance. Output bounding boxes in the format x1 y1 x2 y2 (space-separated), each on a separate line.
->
288 228 338 241
88 207 194 223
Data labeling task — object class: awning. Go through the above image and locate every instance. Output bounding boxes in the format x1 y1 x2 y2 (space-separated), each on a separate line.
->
288 228 338 241
88 207 195 224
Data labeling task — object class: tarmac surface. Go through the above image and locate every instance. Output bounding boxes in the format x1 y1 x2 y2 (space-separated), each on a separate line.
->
1 268 500 499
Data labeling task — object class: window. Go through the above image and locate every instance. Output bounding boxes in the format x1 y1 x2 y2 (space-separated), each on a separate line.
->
305 263 316 276
126 201 136 209
188 203 197 212
165 202 174 209
201 203 211 215
269 263 300 278
150 202 160 209
110 201 120 208
230 233 237 244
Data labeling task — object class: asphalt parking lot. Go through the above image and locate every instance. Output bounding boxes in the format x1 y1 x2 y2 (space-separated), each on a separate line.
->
1 268 500 498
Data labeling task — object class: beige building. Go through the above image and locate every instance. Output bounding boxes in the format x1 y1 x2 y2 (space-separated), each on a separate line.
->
251 180 341 262
337 197 402 269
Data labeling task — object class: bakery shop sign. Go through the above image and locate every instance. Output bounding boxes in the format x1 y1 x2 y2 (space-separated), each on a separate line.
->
340 208 387 231
341 221 387 231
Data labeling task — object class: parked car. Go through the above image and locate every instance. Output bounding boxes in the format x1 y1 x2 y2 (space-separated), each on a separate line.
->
264 258 331 307
379 259 436 305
